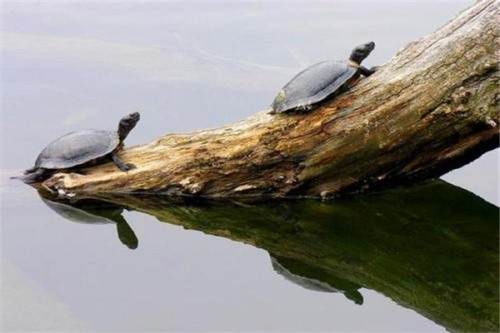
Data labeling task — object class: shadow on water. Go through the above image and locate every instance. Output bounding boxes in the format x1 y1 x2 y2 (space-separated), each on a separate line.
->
38 180 499 332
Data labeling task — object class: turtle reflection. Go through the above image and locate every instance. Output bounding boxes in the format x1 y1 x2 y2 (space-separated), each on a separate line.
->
40 194 138 249
271 254 364 305
83 180 497 333
35 180 498 332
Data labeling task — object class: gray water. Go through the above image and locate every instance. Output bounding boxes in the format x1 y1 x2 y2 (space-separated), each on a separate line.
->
1 2 498 332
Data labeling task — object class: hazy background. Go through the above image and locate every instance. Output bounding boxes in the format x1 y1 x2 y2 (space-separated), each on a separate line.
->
2 1 497 204
1 1 498 331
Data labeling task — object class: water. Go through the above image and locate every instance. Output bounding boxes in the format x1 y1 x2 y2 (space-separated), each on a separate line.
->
2 2 498 332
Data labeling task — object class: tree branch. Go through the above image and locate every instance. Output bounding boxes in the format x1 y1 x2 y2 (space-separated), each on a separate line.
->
43 0 499 198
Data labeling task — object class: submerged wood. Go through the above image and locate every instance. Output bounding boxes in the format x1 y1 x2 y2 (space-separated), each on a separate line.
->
43 0 499 197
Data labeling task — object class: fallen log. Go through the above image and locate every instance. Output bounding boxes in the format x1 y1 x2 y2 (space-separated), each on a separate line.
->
43 0 499 198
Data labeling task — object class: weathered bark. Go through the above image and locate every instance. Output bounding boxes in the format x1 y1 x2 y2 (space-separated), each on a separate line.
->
44 0 499 197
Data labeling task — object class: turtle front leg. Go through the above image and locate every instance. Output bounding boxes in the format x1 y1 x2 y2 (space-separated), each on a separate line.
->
111 153 136 172
359 66 379 77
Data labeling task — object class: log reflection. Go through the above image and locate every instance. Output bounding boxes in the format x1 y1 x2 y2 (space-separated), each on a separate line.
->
39 180 499 332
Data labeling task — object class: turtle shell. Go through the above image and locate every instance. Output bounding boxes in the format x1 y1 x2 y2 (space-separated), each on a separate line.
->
35 129 120 169
272 60 358 113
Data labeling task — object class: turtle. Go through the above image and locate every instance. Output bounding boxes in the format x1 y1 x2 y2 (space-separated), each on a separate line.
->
21 112 141 183
270 42 377 114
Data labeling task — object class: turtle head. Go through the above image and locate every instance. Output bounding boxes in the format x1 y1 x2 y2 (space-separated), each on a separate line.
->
349 42 375 64
118 112 140 141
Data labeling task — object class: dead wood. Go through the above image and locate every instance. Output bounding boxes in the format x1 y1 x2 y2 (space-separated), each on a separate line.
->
43 0 499 198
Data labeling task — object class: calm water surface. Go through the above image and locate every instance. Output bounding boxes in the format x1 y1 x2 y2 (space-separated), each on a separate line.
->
2 2 498 332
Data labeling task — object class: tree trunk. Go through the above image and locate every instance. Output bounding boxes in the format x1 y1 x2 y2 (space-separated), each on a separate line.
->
44 0 499 198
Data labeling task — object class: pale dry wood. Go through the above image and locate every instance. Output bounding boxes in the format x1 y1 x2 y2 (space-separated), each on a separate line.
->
44 0 499 198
